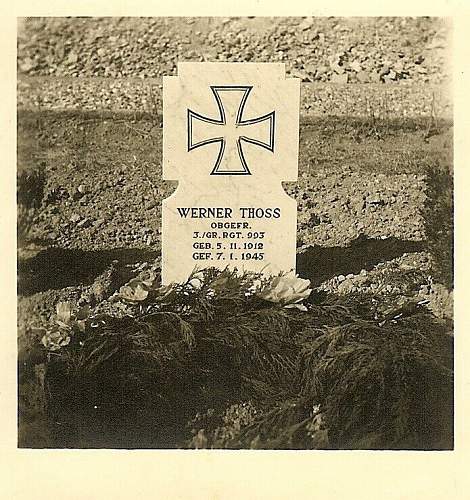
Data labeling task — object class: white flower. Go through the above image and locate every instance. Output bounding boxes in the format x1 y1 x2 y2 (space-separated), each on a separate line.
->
55 301 89 332
257 271 311 311
41 328 71 351
188 270 205 290
116 270 167 303
118 279 149 302
55 301 72 329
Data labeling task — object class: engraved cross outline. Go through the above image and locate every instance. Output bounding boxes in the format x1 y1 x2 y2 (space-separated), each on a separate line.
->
187 86 275 175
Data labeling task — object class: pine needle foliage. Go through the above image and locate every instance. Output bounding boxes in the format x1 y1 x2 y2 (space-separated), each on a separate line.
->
297 314 453 449
43 268 453 449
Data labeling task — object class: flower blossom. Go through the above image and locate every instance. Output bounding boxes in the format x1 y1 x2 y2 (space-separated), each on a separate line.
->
41 328 71 351
117 271 175 303
39 301 91 351
55 301 89 332
257 271 312 311
118 279 150 302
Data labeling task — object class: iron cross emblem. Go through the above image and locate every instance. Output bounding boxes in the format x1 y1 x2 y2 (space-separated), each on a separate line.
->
187 86 275 175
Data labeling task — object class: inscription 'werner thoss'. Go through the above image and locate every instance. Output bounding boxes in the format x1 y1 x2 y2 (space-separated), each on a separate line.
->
162 63 300 284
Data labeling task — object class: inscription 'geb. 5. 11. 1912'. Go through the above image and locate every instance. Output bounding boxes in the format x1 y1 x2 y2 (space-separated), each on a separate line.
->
187 86 275 175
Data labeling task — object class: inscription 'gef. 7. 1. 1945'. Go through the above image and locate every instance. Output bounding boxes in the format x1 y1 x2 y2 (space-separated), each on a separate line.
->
162 63 300 284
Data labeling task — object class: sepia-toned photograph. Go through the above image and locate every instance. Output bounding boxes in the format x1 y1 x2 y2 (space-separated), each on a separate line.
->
17 16 453 450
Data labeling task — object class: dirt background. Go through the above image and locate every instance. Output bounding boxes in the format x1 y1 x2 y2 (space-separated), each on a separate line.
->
18 17 450 83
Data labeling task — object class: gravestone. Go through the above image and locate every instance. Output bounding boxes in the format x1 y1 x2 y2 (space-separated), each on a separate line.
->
162 62 300 284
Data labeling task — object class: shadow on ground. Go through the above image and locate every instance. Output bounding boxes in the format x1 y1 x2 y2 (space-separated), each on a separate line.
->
18 247 159 296
19 236 425 295
297 235 425 287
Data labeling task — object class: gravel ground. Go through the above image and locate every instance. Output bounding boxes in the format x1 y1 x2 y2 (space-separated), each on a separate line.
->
17 17 452 118
24 165 426 252
17 77 452 119
18 17 451 84
296 169 426 246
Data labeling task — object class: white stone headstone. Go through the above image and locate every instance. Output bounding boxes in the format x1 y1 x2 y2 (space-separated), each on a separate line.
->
162 62 300 284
